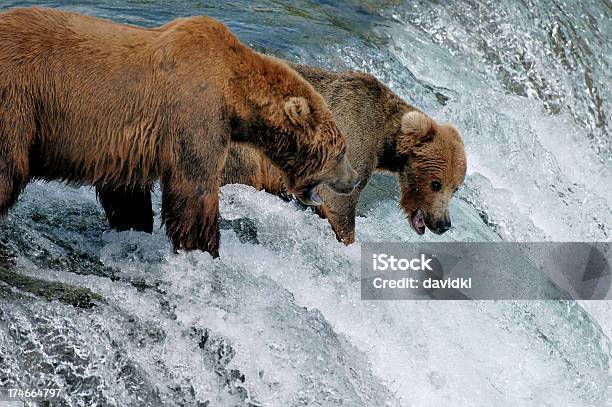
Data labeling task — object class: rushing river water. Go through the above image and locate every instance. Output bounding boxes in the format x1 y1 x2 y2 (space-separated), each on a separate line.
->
0 1 611 406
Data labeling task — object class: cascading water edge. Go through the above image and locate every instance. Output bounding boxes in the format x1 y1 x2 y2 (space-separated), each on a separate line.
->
0 1 610 406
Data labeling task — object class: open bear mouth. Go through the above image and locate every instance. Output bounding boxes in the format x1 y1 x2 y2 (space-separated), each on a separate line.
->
409 209 426 235
296 184 323 207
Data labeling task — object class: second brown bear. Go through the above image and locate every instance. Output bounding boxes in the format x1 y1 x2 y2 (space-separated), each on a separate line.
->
223 64 467 244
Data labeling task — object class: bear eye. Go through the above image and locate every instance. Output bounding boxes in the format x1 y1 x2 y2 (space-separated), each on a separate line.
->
431 180 442 192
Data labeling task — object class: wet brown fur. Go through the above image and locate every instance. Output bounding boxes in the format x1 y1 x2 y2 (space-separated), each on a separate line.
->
0 8 350 257
222 64 467 243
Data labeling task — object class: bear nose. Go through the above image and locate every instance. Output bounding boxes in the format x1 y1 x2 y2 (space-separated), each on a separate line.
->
436 219 451 233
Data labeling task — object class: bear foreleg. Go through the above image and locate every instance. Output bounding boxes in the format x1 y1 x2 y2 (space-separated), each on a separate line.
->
161 176 221 257
0 156 28 217
316 173 370 245
160 126 228 258
317 195 358 245
0 99 33 217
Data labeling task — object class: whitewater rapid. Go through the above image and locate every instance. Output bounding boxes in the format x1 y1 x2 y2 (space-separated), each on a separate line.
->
0 0 611 406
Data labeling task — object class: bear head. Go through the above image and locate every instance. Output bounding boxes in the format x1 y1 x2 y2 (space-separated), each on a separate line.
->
396 111 467 235
264 96 359 206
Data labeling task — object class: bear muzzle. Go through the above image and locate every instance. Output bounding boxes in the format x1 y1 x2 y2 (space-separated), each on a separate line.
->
326 158 360 196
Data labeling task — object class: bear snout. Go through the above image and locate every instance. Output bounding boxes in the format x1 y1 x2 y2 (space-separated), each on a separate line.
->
427 214 452 235
434 218 452 234
326 158 359 196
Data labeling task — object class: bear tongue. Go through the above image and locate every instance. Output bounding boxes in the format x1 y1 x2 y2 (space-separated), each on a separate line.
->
410 210 426 235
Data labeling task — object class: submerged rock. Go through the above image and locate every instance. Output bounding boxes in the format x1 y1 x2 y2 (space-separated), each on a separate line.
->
0 267 105 309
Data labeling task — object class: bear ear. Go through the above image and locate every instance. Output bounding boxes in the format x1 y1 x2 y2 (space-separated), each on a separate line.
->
400 111 435 139
397 111 436 155
284 97 312 127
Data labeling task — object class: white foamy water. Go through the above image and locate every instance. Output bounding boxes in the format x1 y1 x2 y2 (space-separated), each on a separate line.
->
0 0 611 406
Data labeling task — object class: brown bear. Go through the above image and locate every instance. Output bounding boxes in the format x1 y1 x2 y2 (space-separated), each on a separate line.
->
222 63 467 244
0 8 358 257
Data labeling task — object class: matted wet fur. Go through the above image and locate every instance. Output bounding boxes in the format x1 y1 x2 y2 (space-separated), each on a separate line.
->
0 8 357 257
